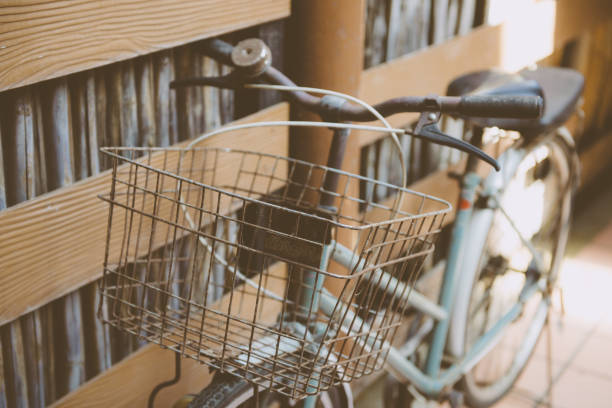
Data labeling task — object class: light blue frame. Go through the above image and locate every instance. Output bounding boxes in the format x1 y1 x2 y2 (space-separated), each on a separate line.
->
301 148 548 404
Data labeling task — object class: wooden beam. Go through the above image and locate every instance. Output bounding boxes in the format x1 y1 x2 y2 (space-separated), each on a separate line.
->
356 0 612 147
0 0 290 91
50 344 210 408
0 103 289 326
50 262 288 407
288 0 366 291
578 131 612 186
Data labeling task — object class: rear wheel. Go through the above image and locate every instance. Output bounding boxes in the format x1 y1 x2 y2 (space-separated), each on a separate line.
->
459 136 574 407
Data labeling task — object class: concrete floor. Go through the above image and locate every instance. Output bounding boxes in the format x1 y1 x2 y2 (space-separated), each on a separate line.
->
355 182 612 408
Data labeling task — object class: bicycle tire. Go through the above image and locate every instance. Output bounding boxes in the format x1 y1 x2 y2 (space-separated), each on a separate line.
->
454 135 575 408
187 372 349 408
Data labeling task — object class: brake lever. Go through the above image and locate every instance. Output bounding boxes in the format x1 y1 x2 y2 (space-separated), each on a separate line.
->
412 96 500 171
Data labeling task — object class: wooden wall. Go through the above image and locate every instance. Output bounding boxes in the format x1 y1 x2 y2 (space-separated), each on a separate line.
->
0 14 287 407
1 1 611 407
360 0 612 203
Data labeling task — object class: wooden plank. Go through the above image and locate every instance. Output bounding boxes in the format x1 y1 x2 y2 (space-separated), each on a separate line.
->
363 135 520 228
50 343 209 408
0 103 290 326
0 324 28 408
364 0 388 68
0 335 6 408
357 0 612 147
365 161 463 230
0 88 45 408
50 263 287 408
578 131 612 186
385 0 431 61
457 0 476 35
288 0 365 296
0 0 290 92
432 0 450 45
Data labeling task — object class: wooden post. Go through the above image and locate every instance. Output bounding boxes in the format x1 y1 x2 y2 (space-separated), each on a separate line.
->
288 0 366 172
288 0 366 285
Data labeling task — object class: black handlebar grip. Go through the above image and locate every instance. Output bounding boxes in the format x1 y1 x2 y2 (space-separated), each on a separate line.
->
458 95 543 119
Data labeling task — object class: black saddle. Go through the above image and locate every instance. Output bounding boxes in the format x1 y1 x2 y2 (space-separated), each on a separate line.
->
447 67 584 138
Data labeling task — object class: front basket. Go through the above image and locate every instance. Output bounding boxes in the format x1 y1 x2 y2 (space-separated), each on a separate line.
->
98 146 449 399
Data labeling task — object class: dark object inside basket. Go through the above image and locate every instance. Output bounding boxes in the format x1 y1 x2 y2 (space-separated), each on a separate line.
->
238 197 335 273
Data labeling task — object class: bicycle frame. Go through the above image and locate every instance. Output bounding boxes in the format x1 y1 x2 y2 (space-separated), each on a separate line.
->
297 143 548 402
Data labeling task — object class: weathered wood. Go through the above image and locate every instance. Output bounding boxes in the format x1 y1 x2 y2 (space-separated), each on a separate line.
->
0 91 28 205
40 306 56 404
386 0 431 60
0 0 290 91
202 57 222 131
447 0 460 38
33 91 48 196
364 0 388 68
0 88 52 408
579 131 612 186
94 73 109 170
50 344 210 408
21 89 47 408
0 89 34 408
86 73 101 174
174 45 196 142
594 24 612 132
357 0 612 147
0 324 28 408
39 79 88 397
219 64 235 126
587 22 612 134
135 56 157 148
154 51 177 147
385 0 402 61
0 335 6 408
81 282 112 380
120 61 139 149
432 0 450 45
0 123 6 210
49 262 288 408
69 75 89 182
375 138 391 200
457 0 477 35
52 294 86 396
0 103 289 326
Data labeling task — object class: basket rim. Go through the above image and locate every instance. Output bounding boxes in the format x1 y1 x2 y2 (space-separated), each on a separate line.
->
99 146 451 230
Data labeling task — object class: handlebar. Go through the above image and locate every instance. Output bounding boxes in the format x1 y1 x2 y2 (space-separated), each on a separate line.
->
193 38 543 122
171 38 544 172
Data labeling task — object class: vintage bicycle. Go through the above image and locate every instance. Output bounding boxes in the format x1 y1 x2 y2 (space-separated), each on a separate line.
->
97 38 582 407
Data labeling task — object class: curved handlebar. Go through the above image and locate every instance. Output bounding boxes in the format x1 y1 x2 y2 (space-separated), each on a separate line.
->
199 39 543 122
171 38 546 171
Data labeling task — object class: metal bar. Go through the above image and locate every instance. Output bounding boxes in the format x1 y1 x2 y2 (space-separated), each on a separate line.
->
424 172 481 377
331 242 448 321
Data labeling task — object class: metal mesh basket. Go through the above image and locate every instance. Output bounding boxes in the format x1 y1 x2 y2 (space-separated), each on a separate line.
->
99 146 450 399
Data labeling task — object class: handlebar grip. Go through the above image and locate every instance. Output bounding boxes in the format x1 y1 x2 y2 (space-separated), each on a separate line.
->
457 95 543 119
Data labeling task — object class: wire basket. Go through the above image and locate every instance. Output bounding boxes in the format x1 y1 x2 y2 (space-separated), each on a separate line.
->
99 145 450 399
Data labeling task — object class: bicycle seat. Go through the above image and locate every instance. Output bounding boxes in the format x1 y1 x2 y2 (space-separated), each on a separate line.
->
447 67 584 138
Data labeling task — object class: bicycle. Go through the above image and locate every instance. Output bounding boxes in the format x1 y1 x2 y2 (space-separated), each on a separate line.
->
97 38 582 408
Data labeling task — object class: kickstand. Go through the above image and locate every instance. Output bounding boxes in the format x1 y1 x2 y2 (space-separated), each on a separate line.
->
148 352 182 408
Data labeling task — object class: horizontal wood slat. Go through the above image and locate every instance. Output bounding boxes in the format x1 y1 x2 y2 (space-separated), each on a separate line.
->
356 0 612 147
0 103 289 326
50 262 288 407
0 0 290 91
